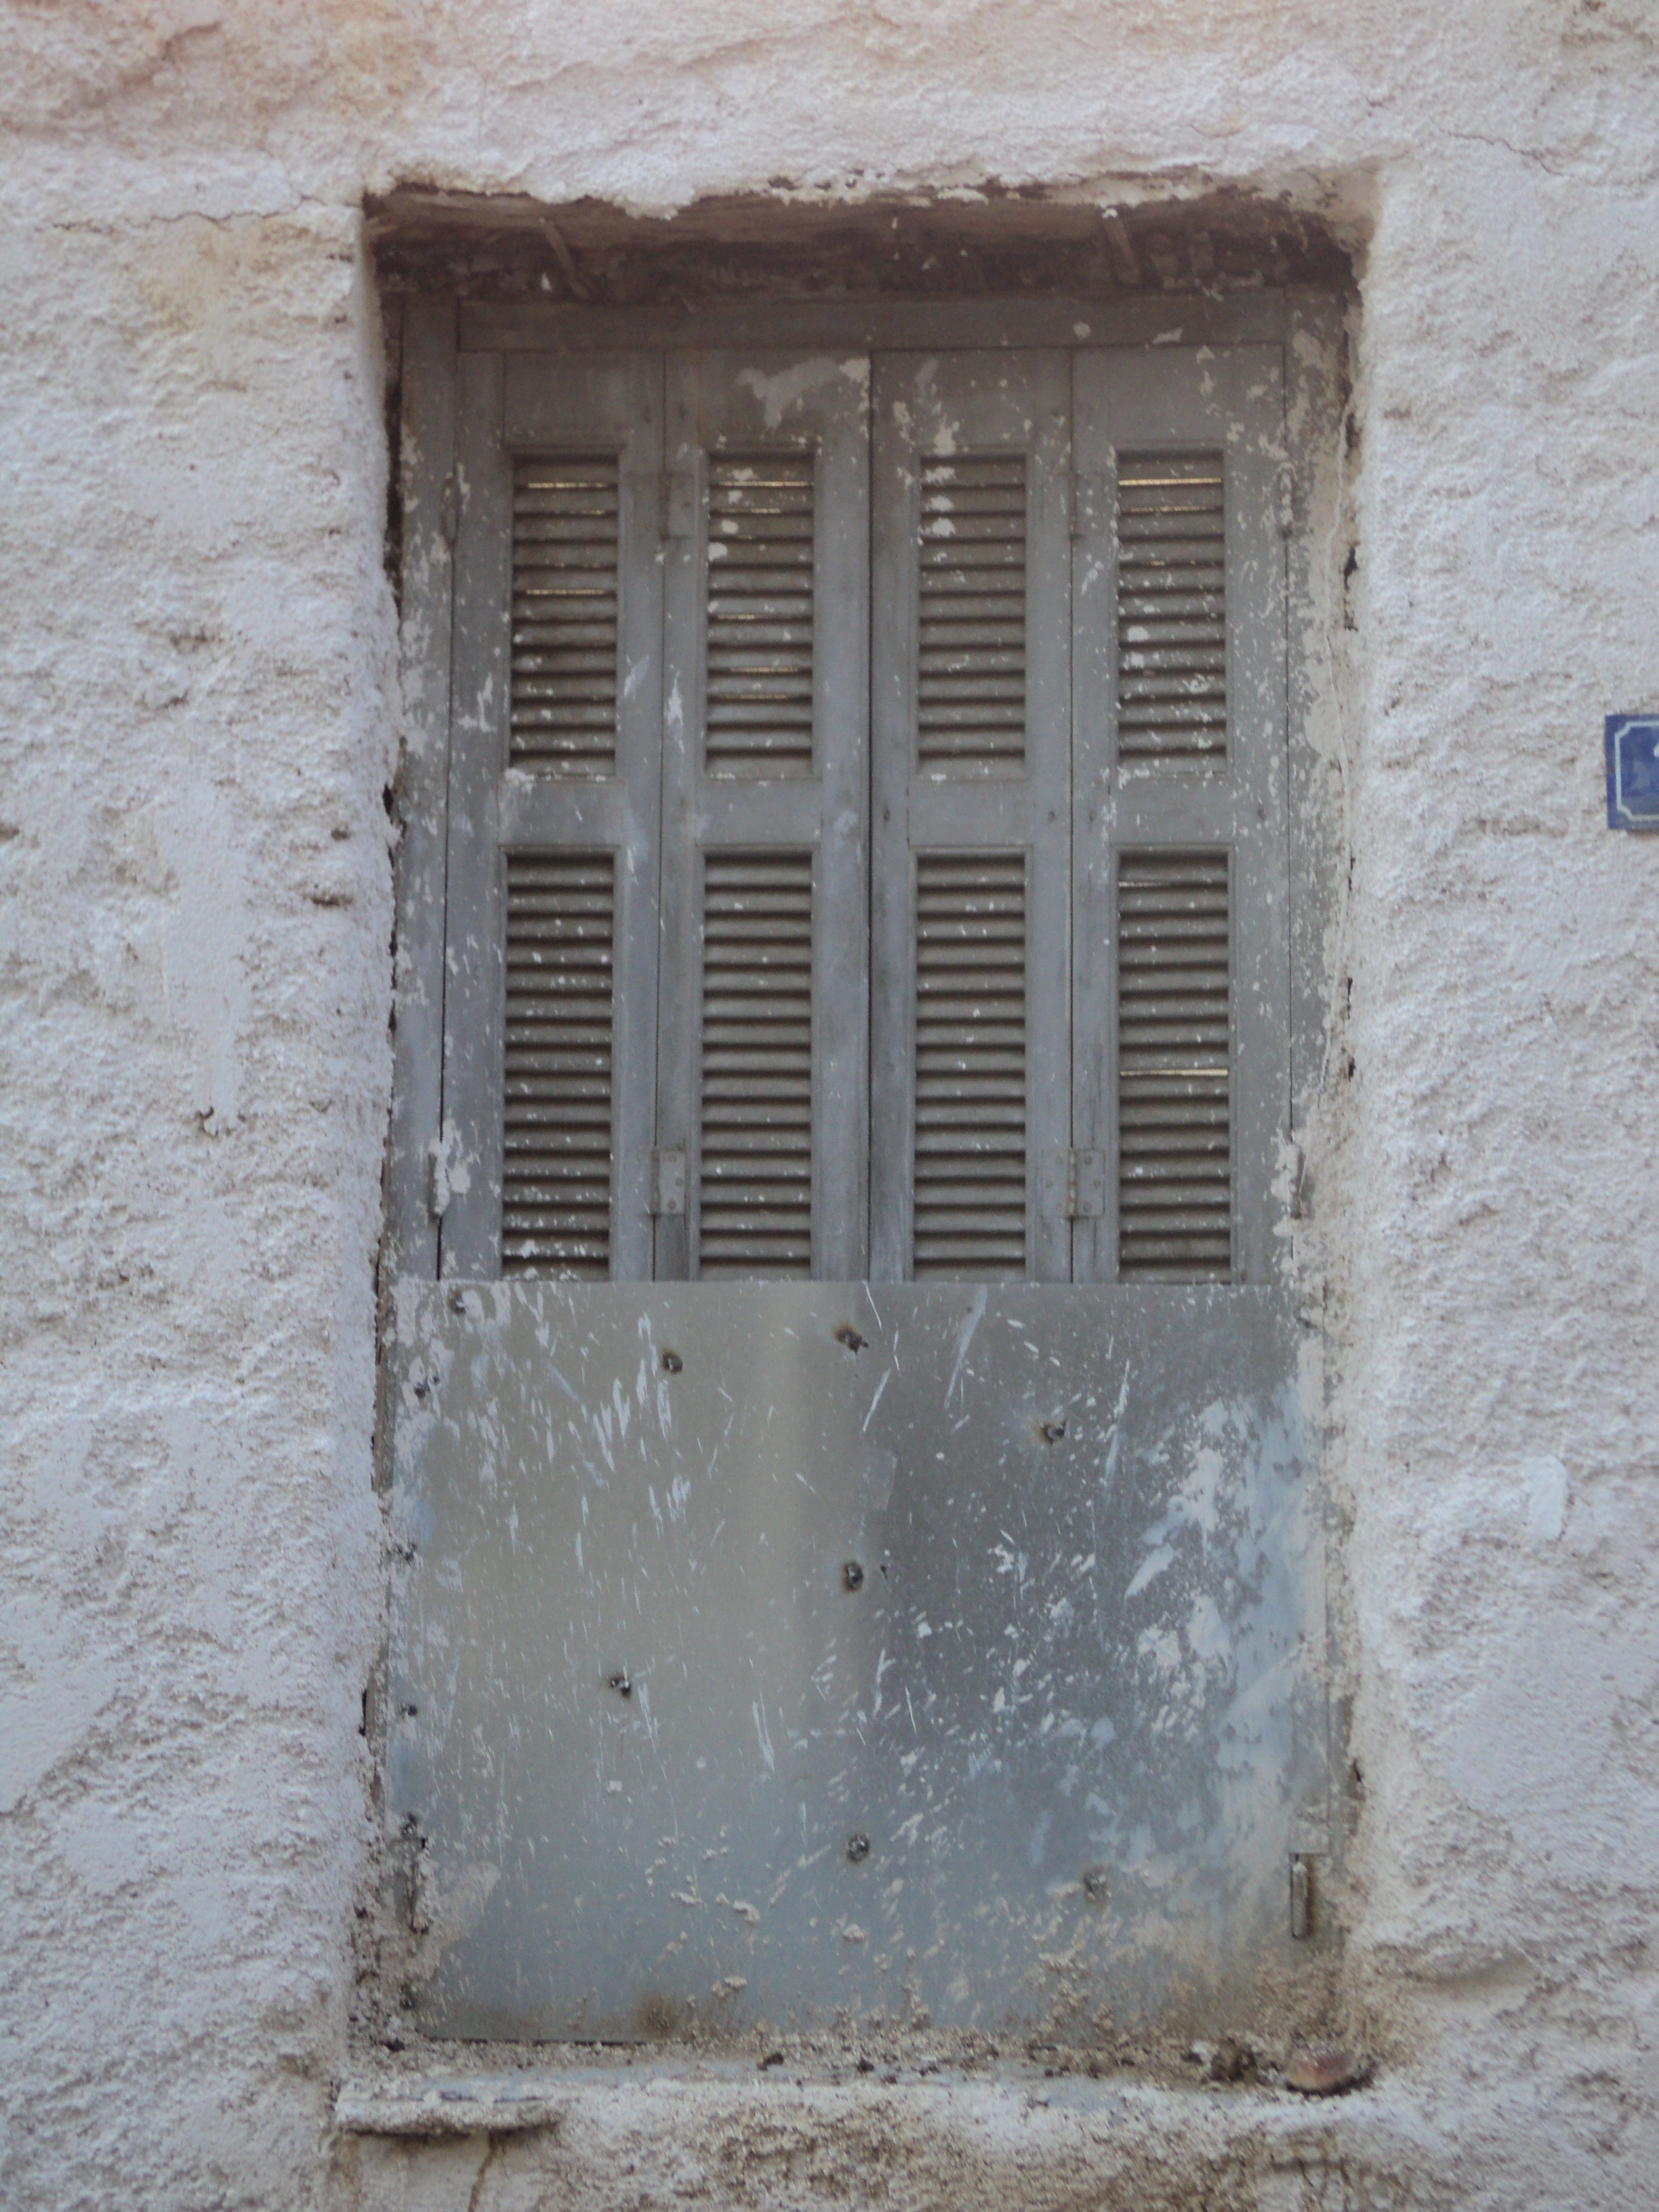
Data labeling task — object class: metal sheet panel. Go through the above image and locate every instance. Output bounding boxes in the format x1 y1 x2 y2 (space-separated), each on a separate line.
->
388 1282 1324 2040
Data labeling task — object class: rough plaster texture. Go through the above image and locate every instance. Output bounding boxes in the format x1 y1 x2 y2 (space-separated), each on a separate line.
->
1 3 1657 2208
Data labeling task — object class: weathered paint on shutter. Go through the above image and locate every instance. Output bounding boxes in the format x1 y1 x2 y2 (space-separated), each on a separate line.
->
912 851 1027 1279
705 452 815 777
1071 348 1288 1286
501 851 615 1277
658 353 869 1282
1115 851 1231 1279
697 850 813 1275
510 454 621 775
871 353 1071 1282
440 351 665 1280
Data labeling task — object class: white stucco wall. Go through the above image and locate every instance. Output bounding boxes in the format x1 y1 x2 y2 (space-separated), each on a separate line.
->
1 5 1656 2207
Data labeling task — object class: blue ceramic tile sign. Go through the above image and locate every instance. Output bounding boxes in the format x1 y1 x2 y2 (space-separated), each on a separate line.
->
1606 715 1659 830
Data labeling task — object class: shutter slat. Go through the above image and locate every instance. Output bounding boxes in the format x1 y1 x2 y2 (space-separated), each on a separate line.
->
918 457 1027 775
510 457 619 776
1117 453 1227 762
698 851 813 1277
502 853 615 1277
913 852 1027 1279
1117 852 1230 1282
705 454 815 777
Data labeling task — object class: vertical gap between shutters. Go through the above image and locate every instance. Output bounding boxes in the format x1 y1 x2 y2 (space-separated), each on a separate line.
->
706 451 815 777
918 455 1027 775
1117 851 1231 1280
510 454 620 776
1117 450 1226 764
501 852 615 1278
698 851 814 1277
912 852 1027 1280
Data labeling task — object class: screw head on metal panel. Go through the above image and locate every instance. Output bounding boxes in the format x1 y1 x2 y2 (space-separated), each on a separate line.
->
841 1561 865 1593
1038 1419 1067 1446
1080 1864 1110 1903
660 1349 682 1374
834 1324 867 1353
607 1670 632 1698
846 1832 871 1864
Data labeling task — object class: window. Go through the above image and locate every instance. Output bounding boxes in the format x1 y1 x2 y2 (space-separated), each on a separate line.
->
424 341 1286 1290
384 283 1334 2045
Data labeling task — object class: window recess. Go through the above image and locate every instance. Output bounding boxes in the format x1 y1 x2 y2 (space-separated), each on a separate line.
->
386 287 1327 2047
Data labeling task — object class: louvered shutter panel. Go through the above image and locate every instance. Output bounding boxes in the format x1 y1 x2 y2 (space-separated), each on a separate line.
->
1115 852 1231 1279
697 851 814 1275
510 455 620 775
911 852 1027 1279
501 853 615 1277
705 453 815 776
1071 348 1288 1287
871 354 1072 1283
438 352 665 1281
917 455 1027 774
1114 452 1227 764
657 354 869 1282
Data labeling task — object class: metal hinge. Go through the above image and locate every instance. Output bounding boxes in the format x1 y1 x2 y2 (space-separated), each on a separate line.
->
1042 1147 1107 1220
1071 469 1112 542
649 1148 687 1218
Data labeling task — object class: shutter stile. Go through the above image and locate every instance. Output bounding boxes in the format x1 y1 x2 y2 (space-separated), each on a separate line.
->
918 455 1027 775
510 455 620 775
501 852 615 1277
1117 851 1231 1279
1116 451 1226 762
912 853 1027 1279
698 851 814 1276
705 451 815 776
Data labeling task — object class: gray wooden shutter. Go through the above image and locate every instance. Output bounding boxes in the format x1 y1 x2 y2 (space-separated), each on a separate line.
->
656 352 869 1281
870 353 1072 1282
440 351 665 1280
1071 348 1288 1286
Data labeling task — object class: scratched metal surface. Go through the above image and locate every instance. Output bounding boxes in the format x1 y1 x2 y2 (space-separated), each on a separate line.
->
387 1282 1325 2039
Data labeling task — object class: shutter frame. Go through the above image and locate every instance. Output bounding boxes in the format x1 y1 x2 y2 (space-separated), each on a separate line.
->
871 352 1072 1283
1071 346 1289 1286
658 352 871 1282
440 350 667 1280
